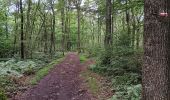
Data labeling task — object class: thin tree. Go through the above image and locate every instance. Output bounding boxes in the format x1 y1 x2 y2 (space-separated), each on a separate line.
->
73 0 82 53
26 0 32 58
60 0 65 55
20 0 24 59
50 0 56 55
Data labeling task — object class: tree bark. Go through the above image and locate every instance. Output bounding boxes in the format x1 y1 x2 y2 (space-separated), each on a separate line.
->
13 2 19 55
77 5 81 53
104 0 112 48
61 0 65 55
5 8 8 39
142 0 170 99
50 0 56 55
20 0 24 59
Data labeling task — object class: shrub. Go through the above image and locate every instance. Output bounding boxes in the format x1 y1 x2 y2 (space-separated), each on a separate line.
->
88 32 142 100
0 59 43 77
23 67 35 76
85 44 103 57
0 38 14 58
110 84 142 100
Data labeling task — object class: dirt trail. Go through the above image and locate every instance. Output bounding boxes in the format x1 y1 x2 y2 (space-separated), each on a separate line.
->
14 53 94 100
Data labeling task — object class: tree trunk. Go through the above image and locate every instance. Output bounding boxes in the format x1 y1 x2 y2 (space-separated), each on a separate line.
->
61 0 65 55
20 0 24 59
5 8 8 39
131 8 136 49
142 0 170 99
136 18 141 50
77 5 81 53
50 0 56 55
13 2 19 55
104 0 112 48
97 17 101 44
125 0 130 36
102 0 113 65
67 4 71 51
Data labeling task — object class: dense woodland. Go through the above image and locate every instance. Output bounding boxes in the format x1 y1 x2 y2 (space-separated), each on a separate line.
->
0 0 169 100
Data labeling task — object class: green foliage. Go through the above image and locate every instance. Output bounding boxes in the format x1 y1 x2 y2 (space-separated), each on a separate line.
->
112 73 140 86
0 59 39 77
86 45 103 57
23 67 35 76
0 89 7 100
89 32 142 100
79 54 88 63
110 84 142 100
108 73 141 100
31 57 64 85
0 76 16 98
0 38 13 58
91 32 142 75
0 76 13 89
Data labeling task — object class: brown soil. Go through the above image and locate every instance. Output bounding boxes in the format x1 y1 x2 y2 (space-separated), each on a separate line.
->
12 53 95 100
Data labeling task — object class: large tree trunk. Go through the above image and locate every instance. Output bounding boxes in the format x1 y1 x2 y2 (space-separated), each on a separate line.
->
142 0 170 99
50 0 56 55
104 0 112 48
102 0 113 65
20 0 24 59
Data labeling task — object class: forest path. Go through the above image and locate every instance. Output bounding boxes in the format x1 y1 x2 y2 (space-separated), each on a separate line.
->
15 53 95 100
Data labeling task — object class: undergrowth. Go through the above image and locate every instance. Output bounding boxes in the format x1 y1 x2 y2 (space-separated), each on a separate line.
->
0 89 7 100
0 52 64 99
88 33 142 99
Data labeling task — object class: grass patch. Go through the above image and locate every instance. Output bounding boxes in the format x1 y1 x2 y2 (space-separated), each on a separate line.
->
30 57 64 85
79 54 88 63
81 71 100 95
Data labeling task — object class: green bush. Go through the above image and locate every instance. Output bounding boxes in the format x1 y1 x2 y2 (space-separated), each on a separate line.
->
89 32 142 100
86 44 103 57
0 38 14 58
112 73 141 86
0 59 39 77
94 46 142 75
110 84 142 100
108 73 141 100
23 67 35 76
